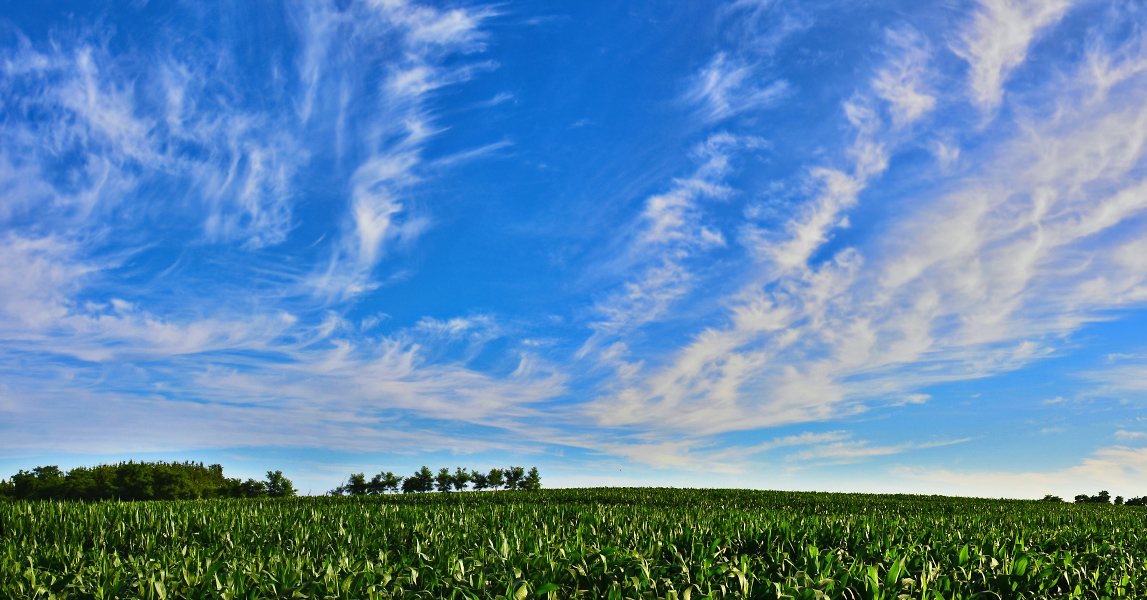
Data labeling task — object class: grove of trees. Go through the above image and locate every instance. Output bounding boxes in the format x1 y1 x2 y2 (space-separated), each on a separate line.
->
0 462 295 501
329 466 540 495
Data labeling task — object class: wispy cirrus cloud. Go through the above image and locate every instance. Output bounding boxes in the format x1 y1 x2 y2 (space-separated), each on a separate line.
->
583 3 1147 465
300 0 499 299
953 0 1076 110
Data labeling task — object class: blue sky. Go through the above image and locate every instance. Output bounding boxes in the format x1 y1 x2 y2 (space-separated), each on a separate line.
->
3 0 1147 498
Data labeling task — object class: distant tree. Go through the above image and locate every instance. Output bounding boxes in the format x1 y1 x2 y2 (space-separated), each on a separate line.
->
115 462 155 501
1115 495 1125 506
452 467 471 491
487 468 505 489
471 471 490 491
347 473 369 496
518 467 541 491
1075 490 1112 504
504 466 525 490
436 468 454 492
152 464 196 500
368 471 403 494
265 470 296 498
1040 494 1063 502
0 478 13 499
1 461 282 501
403 466 434 493
1126 496 1147 506
241 478 268 497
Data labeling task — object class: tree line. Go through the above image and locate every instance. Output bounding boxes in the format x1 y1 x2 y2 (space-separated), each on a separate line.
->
0 461 295 501
1040 490 1147 506
328 466 541 495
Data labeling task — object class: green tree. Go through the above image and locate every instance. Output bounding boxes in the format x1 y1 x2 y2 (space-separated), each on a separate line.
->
487 468 505 489
265 470 296 497
435 468 454 492
504 466 524 490
347 473 368 496
519 467 541 490
471 471 490 491
403 466 434 493
451 467 471 491
240 479 268 497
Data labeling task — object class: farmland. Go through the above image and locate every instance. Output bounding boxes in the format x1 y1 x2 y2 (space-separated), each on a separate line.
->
2 488 1145 599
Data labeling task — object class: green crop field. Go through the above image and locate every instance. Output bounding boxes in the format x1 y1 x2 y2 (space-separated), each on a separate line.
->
3 488 1145 599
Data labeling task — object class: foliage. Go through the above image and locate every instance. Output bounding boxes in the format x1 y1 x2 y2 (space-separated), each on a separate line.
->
1075 490 1112 504
0 462 294 501
1040 494 1063 502
2 488 1147 599
331 465 542 495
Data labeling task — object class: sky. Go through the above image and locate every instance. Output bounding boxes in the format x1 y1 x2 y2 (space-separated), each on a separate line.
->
2 0 1147 499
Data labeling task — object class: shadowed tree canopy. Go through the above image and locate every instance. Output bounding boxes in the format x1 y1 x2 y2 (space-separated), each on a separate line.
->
0 462 295 501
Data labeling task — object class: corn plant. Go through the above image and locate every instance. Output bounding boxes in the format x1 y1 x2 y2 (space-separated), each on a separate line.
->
2 488 1145 599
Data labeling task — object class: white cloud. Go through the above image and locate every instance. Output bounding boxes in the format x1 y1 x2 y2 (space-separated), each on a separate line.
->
953 0 1076 110
687 53 789 122
892 445 1147 499
872 26 936 127
0 38 303 249
295 0 498 299
588 7 1147 444
579 134 765 359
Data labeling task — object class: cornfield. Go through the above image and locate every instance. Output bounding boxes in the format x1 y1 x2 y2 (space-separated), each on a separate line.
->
2 488 1145 599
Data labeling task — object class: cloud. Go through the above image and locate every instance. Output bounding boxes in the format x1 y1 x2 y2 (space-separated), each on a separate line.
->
0 2 561 460
785 437 970 466
0 38 304 249
296 0 499 299
578 133 765 359
687 53 790 122
587 5 1147 443
892 445 1147 498
872 26 936 127
952 0 1076 110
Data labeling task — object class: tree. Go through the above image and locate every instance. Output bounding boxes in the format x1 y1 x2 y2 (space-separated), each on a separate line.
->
265 470 296 497
487 468 504 489
1115 495 1125 506
452 467 471 491
518 467 541 490
385 472 404 493
1 461 277 501
347 473 369 496
504 466 525 490
471 471 489 491
368 471 403 494
1126 496 1147 506
1040 494 1062 502
436 468 454 492
240 478 268 497
403 466 434 493
1075 490 1112 504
